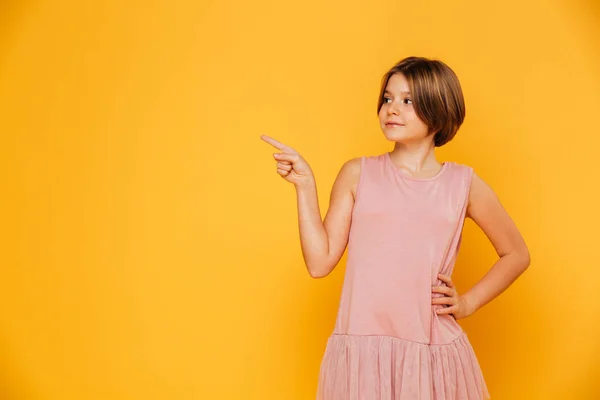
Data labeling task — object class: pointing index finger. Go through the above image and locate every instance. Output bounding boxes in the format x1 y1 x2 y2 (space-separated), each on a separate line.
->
260 134 296 153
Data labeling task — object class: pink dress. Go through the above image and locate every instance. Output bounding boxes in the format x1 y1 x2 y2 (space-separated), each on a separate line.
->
317 153 491 399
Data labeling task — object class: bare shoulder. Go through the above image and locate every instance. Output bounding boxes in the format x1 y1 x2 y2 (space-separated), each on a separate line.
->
340 156 362 172
466 170 499 219
336 157 362 200
466 169 530 260
467 170 505 215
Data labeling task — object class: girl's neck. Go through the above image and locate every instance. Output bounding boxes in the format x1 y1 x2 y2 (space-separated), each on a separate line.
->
389 142 441 173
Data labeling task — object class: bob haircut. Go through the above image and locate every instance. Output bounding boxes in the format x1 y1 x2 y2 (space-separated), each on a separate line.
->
377 56 466 147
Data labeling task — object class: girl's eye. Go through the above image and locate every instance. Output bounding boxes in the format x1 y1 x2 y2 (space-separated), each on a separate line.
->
383 97 412 105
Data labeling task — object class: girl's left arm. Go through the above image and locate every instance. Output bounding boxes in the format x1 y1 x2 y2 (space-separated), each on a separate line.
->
461 170 531 316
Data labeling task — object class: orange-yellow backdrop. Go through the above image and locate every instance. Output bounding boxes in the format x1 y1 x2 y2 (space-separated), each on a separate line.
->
1 0 599 399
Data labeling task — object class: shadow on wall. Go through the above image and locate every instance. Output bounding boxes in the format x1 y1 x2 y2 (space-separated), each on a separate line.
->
0 329 33 400
0 0 28 68
574 0 600 86
1 3 37 398
581 0 600 19
572 0 600 391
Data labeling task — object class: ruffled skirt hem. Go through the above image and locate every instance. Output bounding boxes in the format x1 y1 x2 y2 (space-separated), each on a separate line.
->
316 331 491 400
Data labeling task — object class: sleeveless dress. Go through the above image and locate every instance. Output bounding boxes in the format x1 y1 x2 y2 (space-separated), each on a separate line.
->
316 153 491 400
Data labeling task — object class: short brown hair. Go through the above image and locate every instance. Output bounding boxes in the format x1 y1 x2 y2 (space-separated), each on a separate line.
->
377 56 466 147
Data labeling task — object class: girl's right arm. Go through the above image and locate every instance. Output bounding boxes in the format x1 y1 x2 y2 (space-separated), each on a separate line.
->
261 135 360 278
295 158 361 278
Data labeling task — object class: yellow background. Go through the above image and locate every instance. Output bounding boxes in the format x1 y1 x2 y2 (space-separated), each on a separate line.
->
1 0 599 399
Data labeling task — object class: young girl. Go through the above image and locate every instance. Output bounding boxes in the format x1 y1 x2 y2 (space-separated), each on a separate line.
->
261 56 530 399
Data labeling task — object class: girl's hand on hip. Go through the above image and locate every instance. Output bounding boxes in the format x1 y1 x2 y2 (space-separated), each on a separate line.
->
432 274 473 320
261 134 315 188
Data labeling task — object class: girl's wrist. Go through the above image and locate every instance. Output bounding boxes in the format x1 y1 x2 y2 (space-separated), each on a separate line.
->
461 292 480 317
295 178 316 191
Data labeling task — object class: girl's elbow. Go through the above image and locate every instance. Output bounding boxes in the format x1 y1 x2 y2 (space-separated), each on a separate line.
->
524 252 531 269
309 269 329 279
307 263 334 279
519 247 531 270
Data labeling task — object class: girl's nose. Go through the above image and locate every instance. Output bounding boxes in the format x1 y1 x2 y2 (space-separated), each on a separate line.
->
388 105 400 116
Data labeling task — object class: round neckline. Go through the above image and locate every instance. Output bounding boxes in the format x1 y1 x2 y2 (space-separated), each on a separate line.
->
385 152 449 181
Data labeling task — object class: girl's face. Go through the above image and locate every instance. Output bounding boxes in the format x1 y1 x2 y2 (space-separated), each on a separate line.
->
378 73 431 144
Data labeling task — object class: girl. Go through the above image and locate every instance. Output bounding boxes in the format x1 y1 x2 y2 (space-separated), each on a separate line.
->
261 56 530 399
